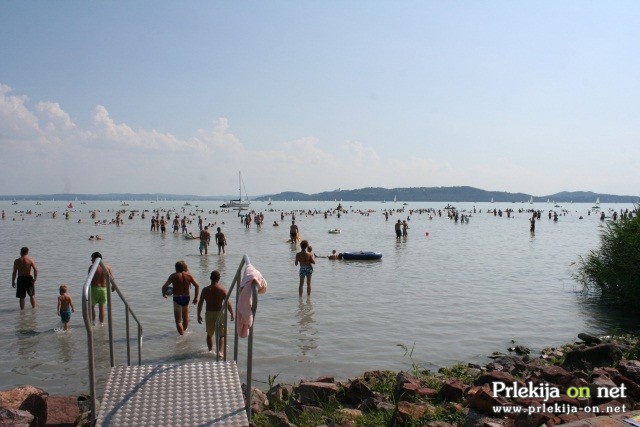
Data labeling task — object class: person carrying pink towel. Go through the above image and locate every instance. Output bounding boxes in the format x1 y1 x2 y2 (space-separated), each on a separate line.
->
237 263 267 338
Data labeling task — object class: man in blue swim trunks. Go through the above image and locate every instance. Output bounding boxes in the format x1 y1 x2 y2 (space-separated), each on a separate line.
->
12 247 38 309
162 260 200 335
295 240 315 296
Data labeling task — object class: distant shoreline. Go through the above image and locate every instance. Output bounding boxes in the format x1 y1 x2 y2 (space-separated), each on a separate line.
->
1 185 638 204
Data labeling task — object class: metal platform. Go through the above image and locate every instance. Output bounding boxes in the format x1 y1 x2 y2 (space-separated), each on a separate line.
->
96 360 249 427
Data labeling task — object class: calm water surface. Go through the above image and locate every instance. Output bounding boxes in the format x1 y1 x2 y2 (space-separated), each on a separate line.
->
1 199 638 396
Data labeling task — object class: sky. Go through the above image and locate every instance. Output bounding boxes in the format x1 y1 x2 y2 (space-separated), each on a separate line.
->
1 1 639 197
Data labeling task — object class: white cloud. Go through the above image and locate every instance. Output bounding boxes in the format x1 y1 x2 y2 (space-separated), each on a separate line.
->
6 83 617 196
0 84 44 146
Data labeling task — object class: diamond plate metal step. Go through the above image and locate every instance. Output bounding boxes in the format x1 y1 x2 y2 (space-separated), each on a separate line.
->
96 360 249 426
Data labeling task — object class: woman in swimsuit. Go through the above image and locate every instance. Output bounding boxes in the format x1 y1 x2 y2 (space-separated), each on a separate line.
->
162 260 200 335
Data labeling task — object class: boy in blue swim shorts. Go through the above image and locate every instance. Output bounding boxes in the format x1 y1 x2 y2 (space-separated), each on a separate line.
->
57 284 75 331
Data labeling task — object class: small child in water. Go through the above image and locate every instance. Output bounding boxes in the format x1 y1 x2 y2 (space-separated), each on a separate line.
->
57 284 75 331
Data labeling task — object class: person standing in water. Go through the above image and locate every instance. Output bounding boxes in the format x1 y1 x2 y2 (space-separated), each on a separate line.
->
290 220 299 243
89 252 114 326
199 226 211 255
215 227 227 254
295 240 315 296
57 284 75 331
197 270 234 357
12 247 38 309
162 260 200 335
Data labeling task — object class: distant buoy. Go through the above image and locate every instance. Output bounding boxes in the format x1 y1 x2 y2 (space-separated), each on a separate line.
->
425 232 429 237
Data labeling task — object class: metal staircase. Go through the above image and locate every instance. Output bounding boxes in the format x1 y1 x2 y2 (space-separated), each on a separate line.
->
82 255 259 426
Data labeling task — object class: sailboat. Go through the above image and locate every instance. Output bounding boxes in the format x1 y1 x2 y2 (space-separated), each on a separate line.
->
220 172 251 209
268 197 272 206
592 197 600 210
490 197 494 203
529 196 534 204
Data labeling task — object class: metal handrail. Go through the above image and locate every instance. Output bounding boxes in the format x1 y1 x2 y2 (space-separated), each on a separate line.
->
82 257 143 426
214 254 259 420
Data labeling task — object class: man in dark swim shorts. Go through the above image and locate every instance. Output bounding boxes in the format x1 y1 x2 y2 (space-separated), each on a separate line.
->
12 247 38 309
162 261 200 335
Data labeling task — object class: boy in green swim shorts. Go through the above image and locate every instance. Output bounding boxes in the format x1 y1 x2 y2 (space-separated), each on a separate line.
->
197 270 234 358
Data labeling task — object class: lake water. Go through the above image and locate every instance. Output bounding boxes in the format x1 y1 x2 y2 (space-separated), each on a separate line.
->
1 199 638 397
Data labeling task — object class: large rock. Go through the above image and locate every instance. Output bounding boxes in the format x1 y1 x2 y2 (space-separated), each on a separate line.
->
0 408 34 427
538 365 573 386
43 395 79 427
296 381 339 406
344 378 375 403
466 385 509 415
0 386 48 426
438 379 469 402
577 333 602 345
562 344 624 371
393 401 433 424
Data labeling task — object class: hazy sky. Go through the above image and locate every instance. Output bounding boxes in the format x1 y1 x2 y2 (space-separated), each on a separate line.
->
1 1 638 197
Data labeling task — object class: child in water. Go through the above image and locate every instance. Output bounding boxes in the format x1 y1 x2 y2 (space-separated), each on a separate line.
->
197 270 234 358
57 284 75 331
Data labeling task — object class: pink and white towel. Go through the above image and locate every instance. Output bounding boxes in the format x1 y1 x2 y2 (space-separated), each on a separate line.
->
236 263 268 338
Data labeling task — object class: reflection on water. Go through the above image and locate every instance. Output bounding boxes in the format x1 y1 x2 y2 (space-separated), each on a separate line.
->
296 296 317 357
16 310 39 360
56 330 75 363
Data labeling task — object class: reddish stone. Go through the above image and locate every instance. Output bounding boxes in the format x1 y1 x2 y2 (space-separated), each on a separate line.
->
467 386 509 415
44 395 79 427
397 381 435 401
438 379 469 402
394 401 432 423
539 365 573 385
0 386 48 426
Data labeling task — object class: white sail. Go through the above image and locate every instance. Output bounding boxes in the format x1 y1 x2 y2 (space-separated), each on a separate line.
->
221 172 251 208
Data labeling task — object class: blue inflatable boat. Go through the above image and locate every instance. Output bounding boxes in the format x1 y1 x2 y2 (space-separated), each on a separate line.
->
341 251 382 260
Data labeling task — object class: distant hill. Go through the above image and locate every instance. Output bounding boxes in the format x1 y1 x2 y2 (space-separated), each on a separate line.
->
254 186 638 203
2 187 637 203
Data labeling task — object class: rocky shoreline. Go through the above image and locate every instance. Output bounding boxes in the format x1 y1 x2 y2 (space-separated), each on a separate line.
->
1 334 639 426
